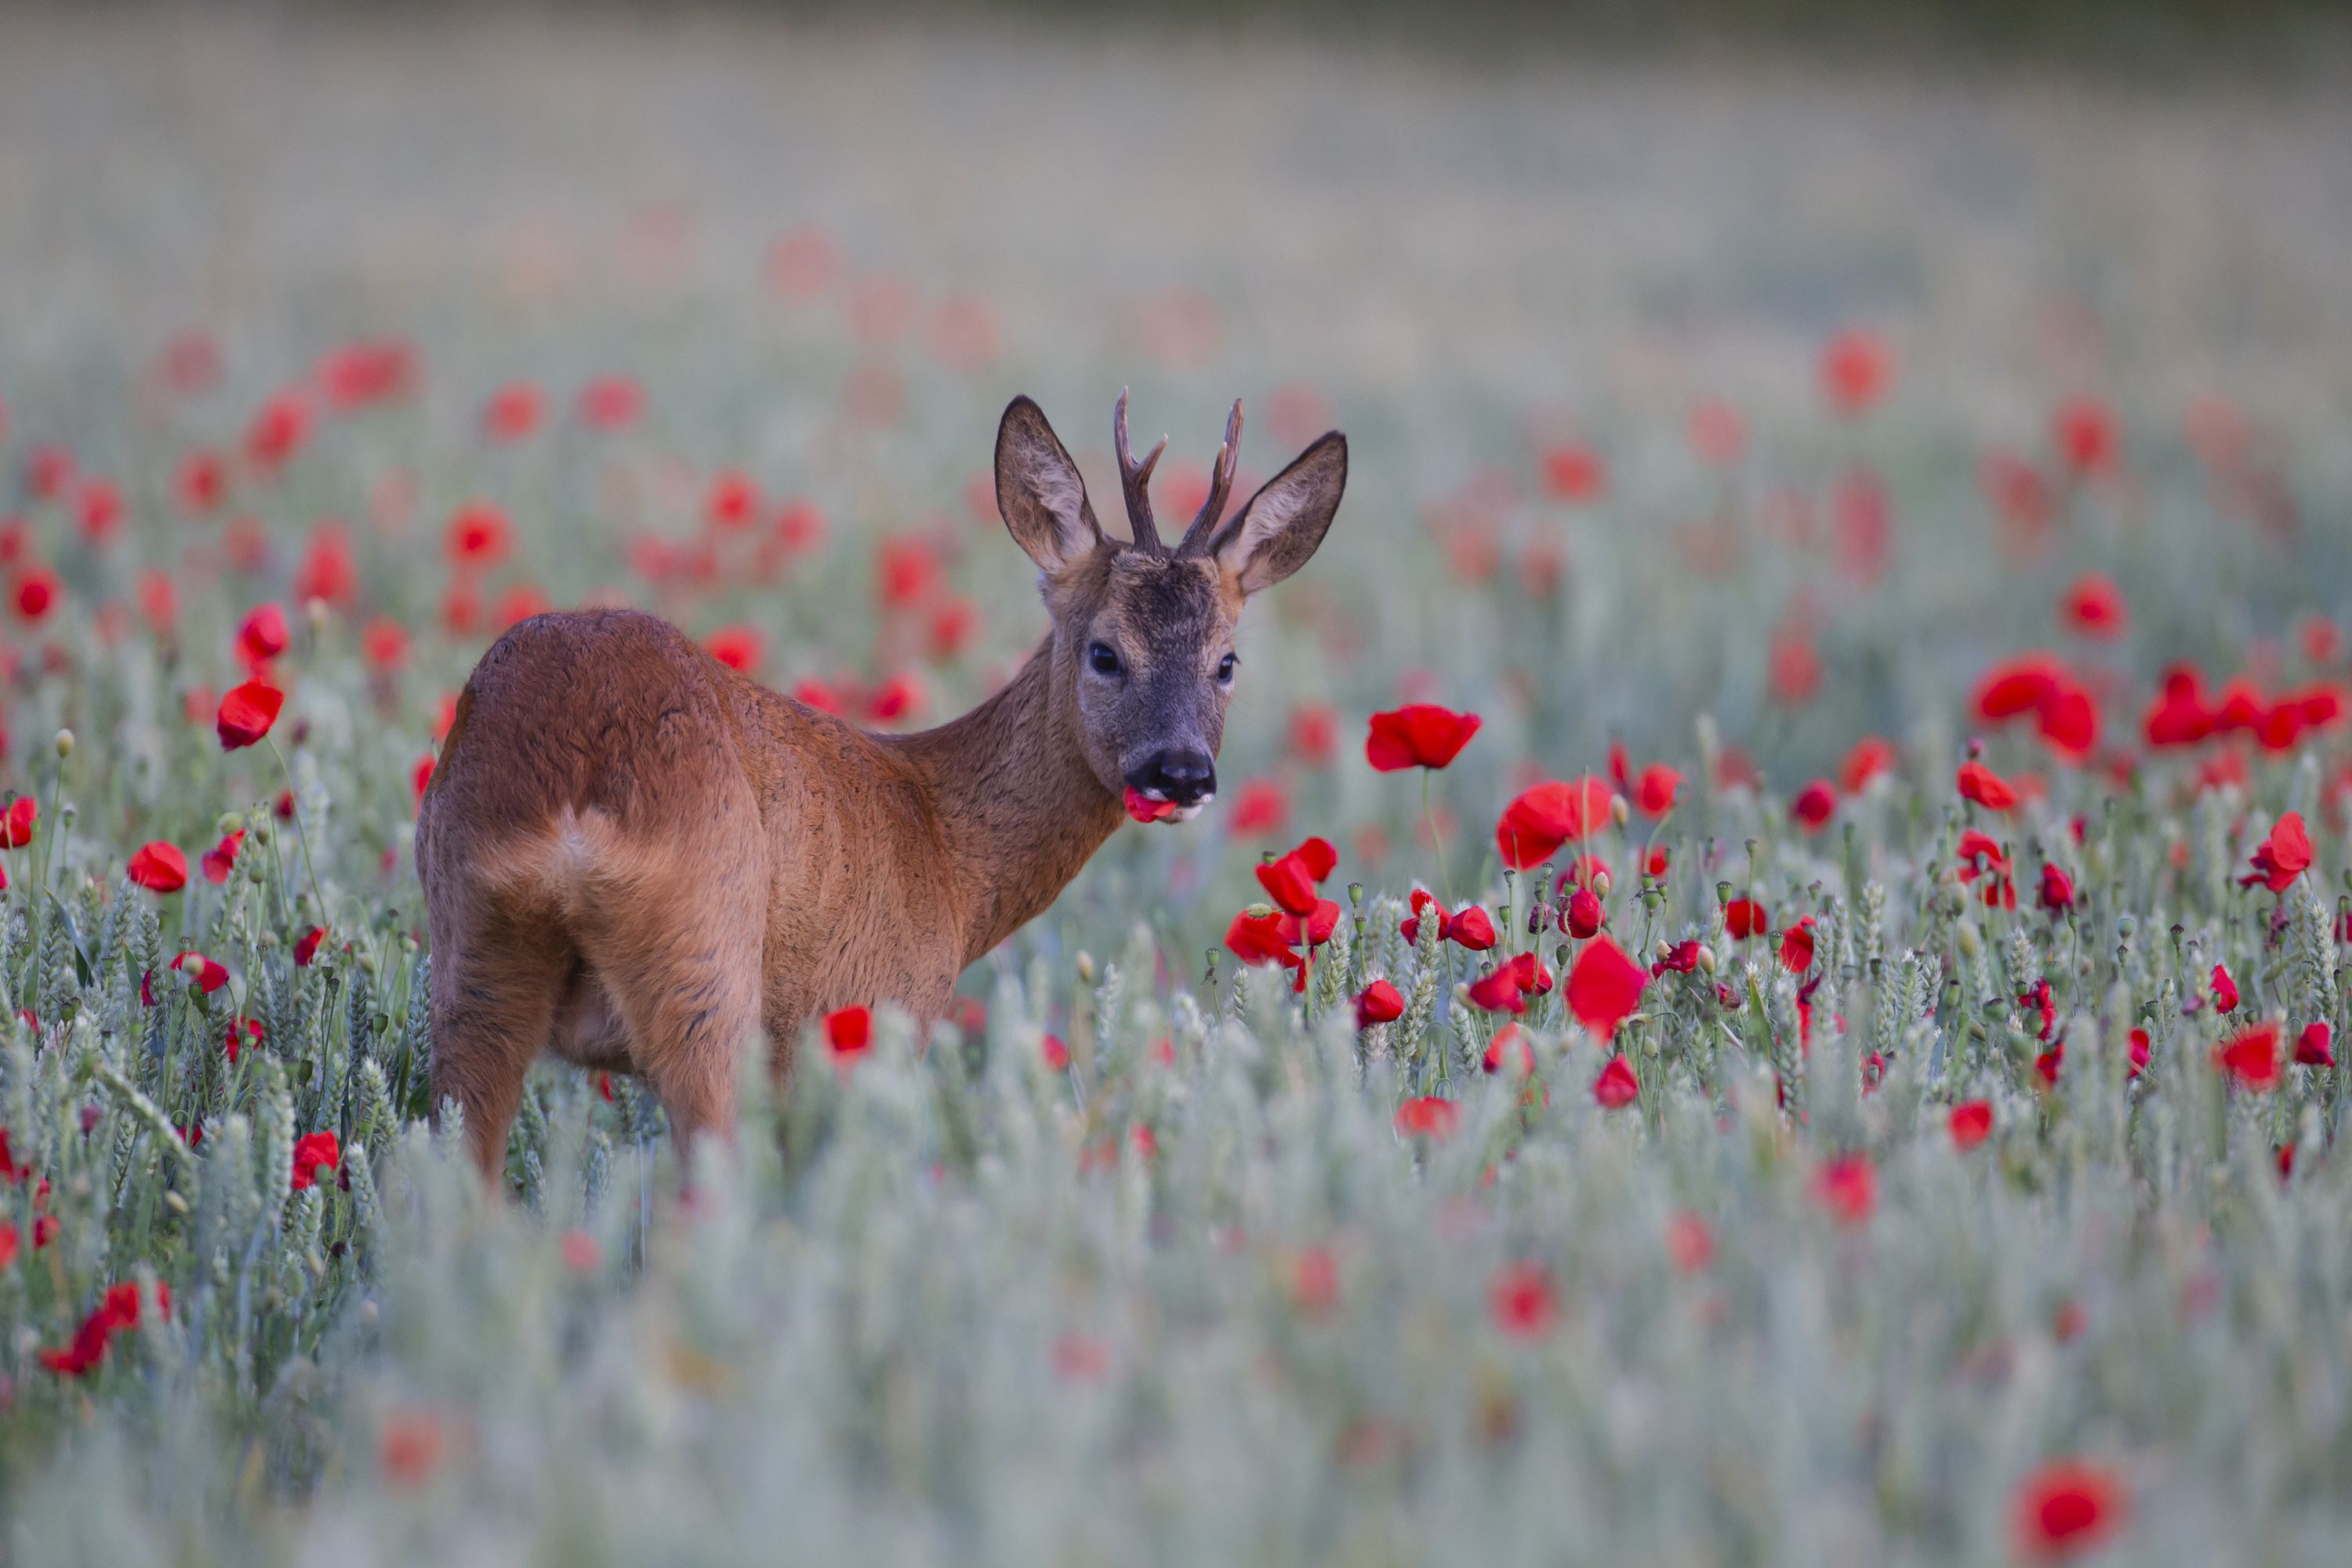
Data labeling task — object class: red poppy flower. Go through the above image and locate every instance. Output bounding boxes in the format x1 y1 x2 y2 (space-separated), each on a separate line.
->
128 843 188 893
1820 327 1893 415
1122 786 1181 824
1694 905 1753 955
483 381 543 441
445 502 511 568
225 1017 262 1063
1540 443 1605 503
237 602 289 668
2241 810 2312 893
1288 703 1338 768
1779 917 1816 975
1040 1034 1070 1072
168 951 230 993
1228 777 1287 837
14 564 60 623
2013 1457 2126 1561
1976 655 2068 722
1686 398 1745 466
290 1131 340 1190
823 1005 873 1062
1354 978 1404 1029
1634 764 1681 817
2061 572 2126 638
2053 398 2119 475
705 625 763 673
294 927 325 967
216 679 284 750
1813 1154 1876 1225
1225 909 1304 971
577 374 645 430
1562 887 1603 939
1651 941 1700 976
1565 935 1646 1038
1479 1022 1535 1077
0 797 34 849
1768 622 1820 707
2210 963 2239 1013
1949 1100 1994 1149
1256 836 1338 916
1488 1261 1559 1338
705 470 760 532
1495 775 1612 870
2143 666 2217 748
1467 952 1550 1014
1957 760 2019 811
361 617 409 672
2296 1021 2333 1067
2216 1022 2278 1090
2037 863 2075 916
1790 779 1837 832
245 391 312 470
176 449 228 515
1392 1096 1458 1139
201 830 245 884
1365 704 1481 771
1276 898 1342 949
1401 890 1496 952
1592 1054 1639 1109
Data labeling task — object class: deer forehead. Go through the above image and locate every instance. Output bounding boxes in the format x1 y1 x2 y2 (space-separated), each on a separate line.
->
1085 555 1234 656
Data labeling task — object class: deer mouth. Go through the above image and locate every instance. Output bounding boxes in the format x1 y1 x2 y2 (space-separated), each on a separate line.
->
1121 785 1211 824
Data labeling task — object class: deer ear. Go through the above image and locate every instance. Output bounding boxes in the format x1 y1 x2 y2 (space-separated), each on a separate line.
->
995 397 1102 577
1210 432 1347 596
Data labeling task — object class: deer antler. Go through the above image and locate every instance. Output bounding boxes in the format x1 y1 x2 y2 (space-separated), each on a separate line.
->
1177 399 1243 557
1113 389 1169 554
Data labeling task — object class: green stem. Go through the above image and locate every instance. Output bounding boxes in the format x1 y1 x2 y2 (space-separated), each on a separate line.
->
265 739 325 924
1423 770 1453 904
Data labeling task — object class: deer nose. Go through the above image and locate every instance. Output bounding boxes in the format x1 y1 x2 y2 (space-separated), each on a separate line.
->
1127 750 1217 808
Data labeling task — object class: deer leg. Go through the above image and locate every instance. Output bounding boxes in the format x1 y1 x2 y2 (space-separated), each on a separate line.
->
571 860 765 1169
427 904 570 1185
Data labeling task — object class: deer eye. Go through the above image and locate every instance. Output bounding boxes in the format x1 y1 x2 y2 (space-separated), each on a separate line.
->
1216 652 1237 683
1088 641 1123 677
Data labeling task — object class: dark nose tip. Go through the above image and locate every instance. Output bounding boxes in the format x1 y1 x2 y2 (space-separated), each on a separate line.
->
1127 750 1217 808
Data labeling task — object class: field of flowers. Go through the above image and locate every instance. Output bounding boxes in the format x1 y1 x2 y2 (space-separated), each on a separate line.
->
3 13 2352 1566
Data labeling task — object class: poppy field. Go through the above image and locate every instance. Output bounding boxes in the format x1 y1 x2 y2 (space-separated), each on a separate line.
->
4 15 2352 1566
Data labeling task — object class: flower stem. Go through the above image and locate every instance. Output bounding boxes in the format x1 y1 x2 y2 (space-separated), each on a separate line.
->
1423 770 1453 904
266 738 325 921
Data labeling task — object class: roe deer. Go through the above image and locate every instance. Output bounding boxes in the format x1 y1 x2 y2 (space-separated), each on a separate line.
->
417 392 1346 1176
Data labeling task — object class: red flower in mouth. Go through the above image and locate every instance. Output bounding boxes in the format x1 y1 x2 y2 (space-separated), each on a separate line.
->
291 1131 341 1190
1365 704 1480 771
1564 935 1646 1038
2013 1457 2126 1560
1494 775 1612 870
1121 786 1181 823
1957 760 2019 811
1256 836 1338 916
823 1005 873 1062
128 843 189 894
216 679 284 750
2241 810 2312 893
1353 979 1404 1029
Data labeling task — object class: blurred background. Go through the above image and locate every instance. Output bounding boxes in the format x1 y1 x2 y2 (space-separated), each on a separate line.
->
2 0 2348 945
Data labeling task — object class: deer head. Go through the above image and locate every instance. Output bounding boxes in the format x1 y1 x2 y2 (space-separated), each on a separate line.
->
993 391 1347 819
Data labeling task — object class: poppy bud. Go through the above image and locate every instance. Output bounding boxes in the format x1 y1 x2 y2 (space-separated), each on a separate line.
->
216 811 245 836
1696 944 1717 973
53 728 74 758
307 597 329 636
1592 869 1612 899
1076 951 1095 983
1609 794 1630 827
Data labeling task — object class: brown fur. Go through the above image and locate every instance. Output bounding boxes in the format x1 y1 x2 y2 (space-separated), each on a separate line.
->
418 394 1345 1178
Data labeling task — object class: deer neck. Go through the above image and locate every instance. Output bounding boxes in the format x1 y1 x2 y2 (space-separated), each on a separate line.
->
897 635 1125 964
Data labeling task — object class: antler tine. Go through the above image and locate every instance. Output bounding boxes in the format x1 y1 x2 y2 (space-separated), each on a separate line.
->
1178 398 1244 555
1113 388 1169 553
